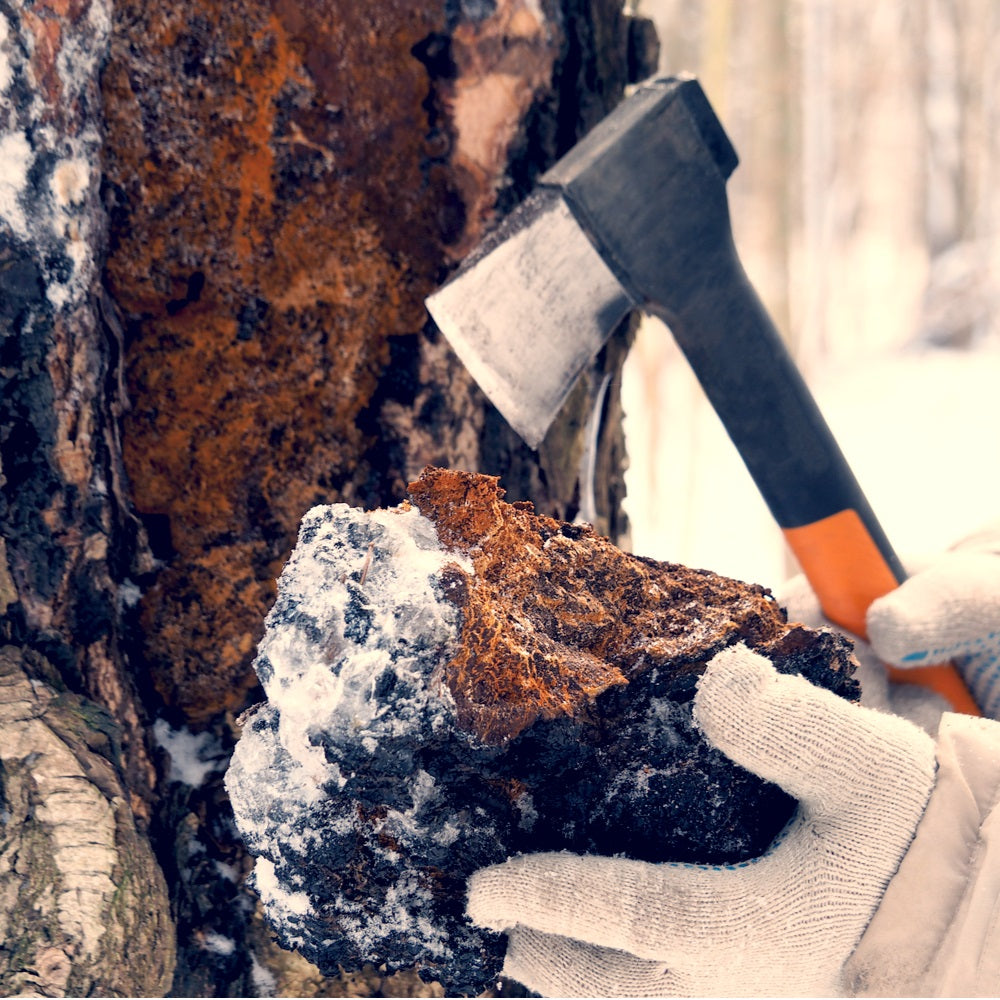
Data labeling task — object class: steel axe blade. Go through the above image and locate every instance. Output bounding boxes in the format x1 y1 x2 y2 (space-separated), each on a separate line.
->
427 188 632 449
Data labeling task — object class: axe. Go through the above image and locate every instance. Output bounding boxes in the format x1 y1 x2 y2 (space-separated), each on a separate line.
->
426 74 979 716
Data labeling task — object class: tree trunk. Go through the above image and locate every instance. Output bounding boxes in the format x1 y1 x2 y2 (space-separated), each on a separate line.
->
1 0 170 993
1 0 656 994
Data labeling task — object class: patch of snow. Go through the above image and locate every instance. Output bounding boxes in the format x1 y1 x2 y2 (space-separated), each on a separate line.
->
514 790 538 831
252 857 312 918
354 873 453 961
0 131 32 238
213 860 239 882
251 503 465 787
87 0 113 43
250 954 277 998
0 1 112 311
43 141 102 311
644 695 685 743
153 719 227 787
117 578 142 609
0 14 12 93
226 703 327 858
432 820 462 846
225 501 473 973
384 768 439 838
50 157 91 207
200 931 236 956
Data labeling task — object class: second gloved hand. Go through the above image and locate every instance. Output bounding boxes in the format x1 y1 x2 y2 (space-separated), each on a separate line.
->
867 521 1000 718
781 520 1000 723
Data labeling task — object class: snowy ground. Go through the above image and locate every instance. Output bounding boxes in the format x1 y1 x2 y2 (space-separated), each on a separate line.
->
622 331 1000 590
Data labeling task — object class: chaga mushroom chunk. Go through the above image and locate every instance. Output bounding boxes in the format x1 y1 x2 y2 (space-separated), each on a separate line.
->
226 467 858 996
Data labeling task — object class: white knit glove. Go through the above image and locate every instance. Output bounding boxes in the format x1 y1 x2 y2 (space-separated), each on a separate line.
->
780 520 1000 723
467 645 937 997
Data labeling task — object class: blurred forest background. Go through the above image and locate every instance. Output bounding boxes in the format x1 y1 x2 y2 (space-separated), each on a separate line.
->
624 0 1000 585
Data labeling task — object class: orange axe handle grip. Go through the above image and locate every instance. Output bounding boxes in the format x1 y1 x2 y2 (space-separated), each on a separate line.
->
783 509 980 716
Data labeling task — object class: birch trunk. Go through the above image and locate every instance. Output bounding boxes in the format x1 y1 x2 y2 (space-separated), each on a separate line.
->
0 1 171 994
0 0 655 993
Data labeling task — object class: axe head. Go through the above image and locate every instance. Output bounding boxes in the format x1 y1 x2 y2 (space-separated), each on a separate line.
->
426 75 738 449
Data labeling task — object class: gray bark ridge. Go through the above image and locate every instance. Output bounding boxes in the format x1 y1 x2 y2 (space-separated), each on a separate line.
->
0 646 175 998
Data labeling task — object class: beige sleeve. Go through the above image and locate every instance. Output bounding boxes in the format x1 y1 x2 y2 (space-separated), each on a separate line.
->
844 712 1000 998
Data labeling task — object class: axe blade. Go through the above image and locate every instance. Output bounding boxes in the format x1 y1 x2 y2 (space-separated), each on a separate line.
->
426 188 633 449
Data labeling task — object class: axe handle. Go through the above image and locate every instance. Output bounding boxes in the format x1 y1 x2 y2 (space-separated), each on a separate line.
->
653 245 980 716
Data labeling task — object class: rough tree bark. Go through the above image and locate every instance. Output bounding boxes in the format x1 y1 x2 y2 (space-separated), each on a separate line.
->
1 1 172 994
1 1 656 995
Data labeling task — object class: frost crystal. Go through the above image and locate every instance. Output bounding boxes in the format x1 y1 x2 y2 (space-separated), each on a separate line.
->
226 504 477 985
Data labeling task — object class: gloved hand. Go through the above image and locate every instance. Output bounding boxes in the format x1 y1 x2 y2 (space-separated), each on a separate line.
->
780 520 1000 724
467 645 938 997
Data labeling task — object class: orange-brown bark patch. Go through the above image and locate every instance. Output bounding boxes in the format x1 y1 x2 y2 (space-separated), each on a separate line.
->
102 0 563 721
102 1 454 718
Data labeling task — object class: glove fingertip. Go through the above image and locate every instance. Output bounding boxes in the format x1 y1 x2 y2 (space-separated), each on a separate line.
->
694 643 777 734
866 592 919 666
695 642 937 808
868 551 1000 666
467 863 516 932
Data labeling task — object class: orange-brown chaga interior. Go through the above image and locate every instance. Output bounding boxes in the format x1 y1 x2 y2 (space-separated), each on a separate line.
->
408 467 791 744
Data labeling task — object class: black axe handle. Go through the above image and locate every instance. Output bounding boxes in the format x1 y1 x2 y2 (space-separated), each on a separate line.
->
658 246 978 715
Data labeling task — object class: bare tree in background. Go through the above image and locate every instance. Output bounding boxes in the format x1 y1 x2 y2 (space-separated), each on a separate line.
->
627 0 1000 572
918 0 1000 346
